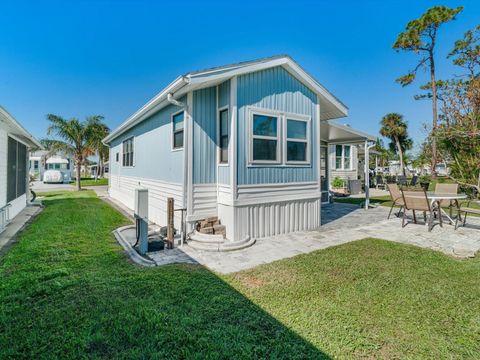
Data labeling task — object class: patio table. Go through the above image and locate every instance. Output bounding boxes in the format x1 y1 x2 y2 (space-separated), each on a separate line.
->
409 192 468 225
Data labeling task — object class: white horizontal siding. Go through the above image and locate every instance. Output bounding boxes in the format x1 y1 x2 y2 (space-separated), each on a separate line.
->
237 181 319 200
190 184 217 220
9 194 27 220
109 174 183 229
0 128 7 207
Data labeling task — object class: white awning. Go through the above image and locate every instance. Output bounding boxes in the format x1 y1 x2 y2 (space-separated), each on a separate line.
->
321 121 376 144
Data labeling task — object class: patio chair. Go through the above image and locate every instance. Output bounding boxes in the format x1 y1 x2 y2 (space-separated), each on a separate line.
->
397 175 407 186
455 200 480 230
386 183 404 219
410 175 418 187
435 183 459 218
401 189 442 231
376 175 385 190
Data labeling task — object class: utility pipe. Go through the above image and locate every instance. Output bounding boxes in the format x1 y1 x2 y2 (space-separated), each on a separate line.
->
167 93 184 107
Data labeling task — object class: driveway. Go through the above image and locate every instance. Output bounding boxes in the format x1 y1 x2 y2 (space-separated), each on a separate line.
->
32 180 73 193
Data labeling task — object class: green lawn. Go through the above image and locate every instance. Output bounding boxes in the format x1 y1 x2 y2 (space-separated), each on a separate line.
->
1 191 479 358
70 177 108 186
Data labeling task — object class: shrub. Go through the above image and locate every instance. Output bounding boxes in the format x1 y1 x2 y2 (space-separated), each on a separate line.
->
332 177 345 188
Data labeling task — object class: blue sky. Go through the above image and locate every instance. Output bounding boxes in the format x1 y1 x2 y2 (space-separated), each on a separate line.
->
1 0 479 153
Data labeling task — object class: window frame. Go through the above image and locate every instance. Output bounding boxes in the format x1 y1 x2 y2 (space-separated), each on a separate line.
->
217 105 229 165
171 109 185 151
284 114 311 165
122 136 135 167
248 108 282 165
335 144 353 170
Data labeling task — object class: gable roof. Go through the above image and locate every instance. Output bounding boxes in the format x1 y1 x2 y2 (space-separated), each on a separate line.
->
104 55 348 144
0 106 42 149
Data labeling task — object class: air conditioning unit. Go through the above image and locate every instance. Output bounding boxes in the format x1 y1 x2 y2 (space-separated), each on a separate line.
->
134 188 148 220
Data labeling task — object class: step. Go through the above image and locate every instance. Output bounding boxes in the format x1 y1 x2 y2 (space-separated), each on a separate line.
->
220 237 256 251
187 235 256 252
221 235 252 248
188 231 225 244
187 241 221 252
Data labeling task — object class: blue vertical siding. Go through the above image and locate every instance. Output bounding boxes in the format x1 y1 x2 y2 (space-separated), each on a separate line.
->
236 66 318 185
217 80 230 184
192 87 217 184
108 98 185 183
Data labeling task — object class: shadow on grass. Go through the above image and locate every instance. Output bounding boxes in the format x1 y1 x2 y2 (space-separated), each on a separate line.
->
0 193 330 359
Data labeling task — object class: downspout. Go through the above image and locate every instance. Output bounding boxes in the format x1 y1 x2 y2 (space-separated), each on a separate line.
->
364 140 376 210
167 93 184 107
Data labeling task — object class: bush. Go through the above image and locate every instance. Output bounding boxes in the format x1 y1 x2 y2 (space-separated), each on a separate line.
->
332 177 345 188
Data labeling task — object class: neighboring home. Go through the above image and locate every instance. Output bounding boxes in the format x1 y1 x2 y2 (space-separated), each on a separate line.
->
29 150 74 183
0 106 42 232
321 122 376 194
104 55 375 243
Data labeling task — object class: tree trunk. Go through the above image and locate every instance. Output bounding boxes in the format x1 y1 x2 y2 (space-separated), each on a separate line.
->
430 49 438 179
76 162 81 191
395 136 405 176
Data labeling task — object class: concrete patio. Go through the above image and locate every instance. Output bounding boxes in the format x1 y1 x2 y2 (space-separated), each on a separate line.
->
132 202 480 274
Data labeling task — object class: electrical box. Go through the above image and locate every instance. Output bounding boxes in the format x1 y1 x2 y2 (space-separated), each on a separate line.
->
134 188 148 220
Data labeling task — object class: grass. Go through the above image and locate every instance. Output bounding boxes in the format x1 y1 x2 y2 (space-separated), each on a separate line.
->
70 177 108 186
1 191 479 358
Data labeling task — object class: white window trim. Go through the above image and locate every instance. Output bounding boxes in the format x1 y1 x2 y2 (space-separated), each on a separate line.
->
171 109 185 151
217 105 229 166
335 144 353 170
248 108 282 165
284 114 311 165
248 107 312 167
122 136 135 168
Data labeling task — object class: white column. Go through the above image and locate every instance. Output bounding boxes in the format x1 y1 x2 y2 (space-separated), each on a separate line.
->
364 140 370 210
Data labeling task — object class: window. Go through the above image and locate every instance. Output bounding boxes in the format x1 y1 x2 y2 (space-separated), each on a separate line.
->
344 145 351 169
116 152 119 162
286 118 308 163
34 160 39 170
251 113 279 163
335 144 352 170
122 137 134 167
172 111 184 149
335 145 343 169
249 109 311 165
218 108 229 164
7 137 27 202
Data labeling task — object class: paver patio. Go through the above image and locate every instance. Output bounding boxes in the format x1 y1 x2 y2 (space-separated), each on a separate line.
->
142 203 480 273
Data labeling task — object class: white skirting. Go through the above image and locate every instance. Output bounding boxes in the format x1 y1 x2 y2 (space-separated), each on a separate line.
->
219 195 321 241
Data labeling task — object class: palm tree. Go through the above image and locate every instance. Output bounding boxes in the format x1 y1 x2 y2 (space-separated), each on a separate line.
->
86 117 110 180
45 114 103 191
380 113 411 176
